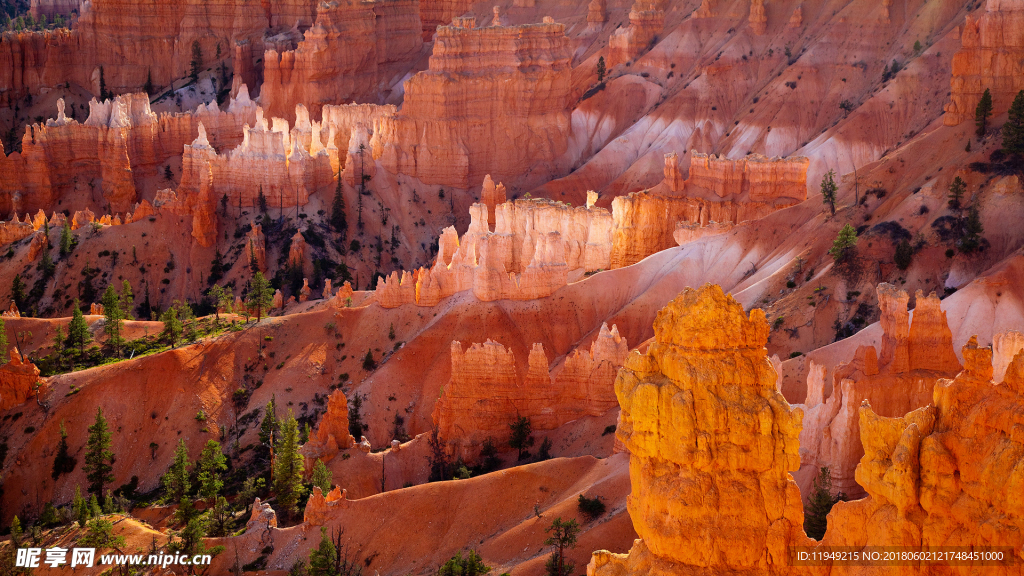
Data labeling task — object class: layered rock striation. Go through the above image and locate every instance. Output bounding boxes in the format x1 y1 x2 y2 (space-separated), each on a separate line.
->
589 285 807 575
375 195 612 307
608 0 665 67
945 0 1024 125
432 323 628 459
372 17 572 188
609 151 809 268
260 0 422 122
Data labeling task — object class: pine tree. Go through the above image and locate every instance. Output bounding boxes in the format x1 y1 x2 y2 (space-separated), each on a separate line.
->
59 221 74 256
544 518 580 576
948 176 966 212
894 239 913 271
958 202 985 254
258 185 268 214
209 284 232 326
311 459 332 494
804 466 840 540
196 440 227 502
162 439 191 503
144 69 154 95
308 527 338 576
52 420 76 480
438 550 490 576
190 40 203 84
120 280 134 320
11 273 26 310
975 88 993 138
247 271 273 321
1003 90 1024 154
83 407 114 496
73 485 90 526
51 324 66 371
9 516 22 547
596 56 606 83
101 284 124 357
274 411 305 517
259 397 279 451
331 168 347 238
67 300 92 355
820 169 837 216
160 307 182 347
509 415 534 460
99 66 109 100
828 224 858 263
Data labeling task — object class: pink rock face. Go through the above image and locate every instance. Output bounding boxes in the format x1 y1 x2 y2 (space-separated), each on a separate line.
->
609 151 808 268
375 197 612 307
260 0 421 123
0 349 42 411
1 93 257 216
945 0 1024 125
432 323 628 460
373 19 573 189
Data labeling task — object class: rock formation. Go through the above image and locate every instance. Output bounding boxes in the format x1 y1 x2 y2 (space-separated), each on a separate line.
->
303 486 347 526
587 0 608 24
749 0 767 35
480 174 507 230
609 151 809 268
418 0 474 40
372 18 572 188
433 323 628 459
288 230 306 268
994 330 1024 382
788 4 803 27
944 0 1024 125
793 284 963 498
588 285 808 575
259 0 422 122
300 389 355 468
375 196 612 307
29 0 79 18
0 349 42 411
1 91 257 216
820 340 1024 563
607 0 665 67
246 223 267 272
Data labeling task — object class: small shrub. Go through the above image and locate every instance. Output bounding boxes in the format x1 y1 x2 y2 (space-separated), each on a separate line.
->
195 410 207 422
786 280 796 288
577 494 606 521
602 424 616 436
789 351 803 358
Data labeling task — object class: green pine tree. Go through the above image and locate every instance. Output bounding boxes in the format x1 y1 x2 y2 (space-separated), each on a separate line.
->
804 466 841 540
828 224 858 263
247 271 273 321
73 485 90 526
162 439 192 503
120 280 134 320
544 518 580 576
101 284 124 357
311 459 332 495
273 411 306 518
52 419 76 480
820 169 837 216
59 221 75 257
196 439 227 502
509 416 534 461
0 316 7 367
307 527 338 576
948 176 966 212
259 397 279 451
331 168 347 238
975 88 993 138
1004 90 1024 154
438 550 491 576
160 307 182 347
10 273 26 311
67 300 92 355
596 56 606 83
83 407 114 496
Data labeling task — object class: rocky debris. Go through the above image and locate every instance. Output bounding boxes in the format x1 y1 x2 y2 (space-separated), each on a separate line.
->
433 323 628 459
588 285 808 575
374 18 572 188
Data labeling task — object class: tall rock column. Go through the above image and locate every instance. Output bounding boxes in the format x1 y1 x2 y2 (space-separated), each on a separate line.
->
589 284 808 576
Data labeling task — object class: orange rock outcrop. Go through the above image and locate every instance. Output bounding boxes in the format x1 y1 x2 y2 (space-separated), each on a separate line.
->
288 230 306 267
418 0 473 40
303 486 348 526
794 284 963 498
300 389 355 469
588 285 808 575
944 0 1024 125
375 197 612 307
259 0 422 122
749 0 767 34
609 151 809 268
246 223 267 272
820 340 1024 564
0 349 42 411
372 18 572 188
432 323 628 459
